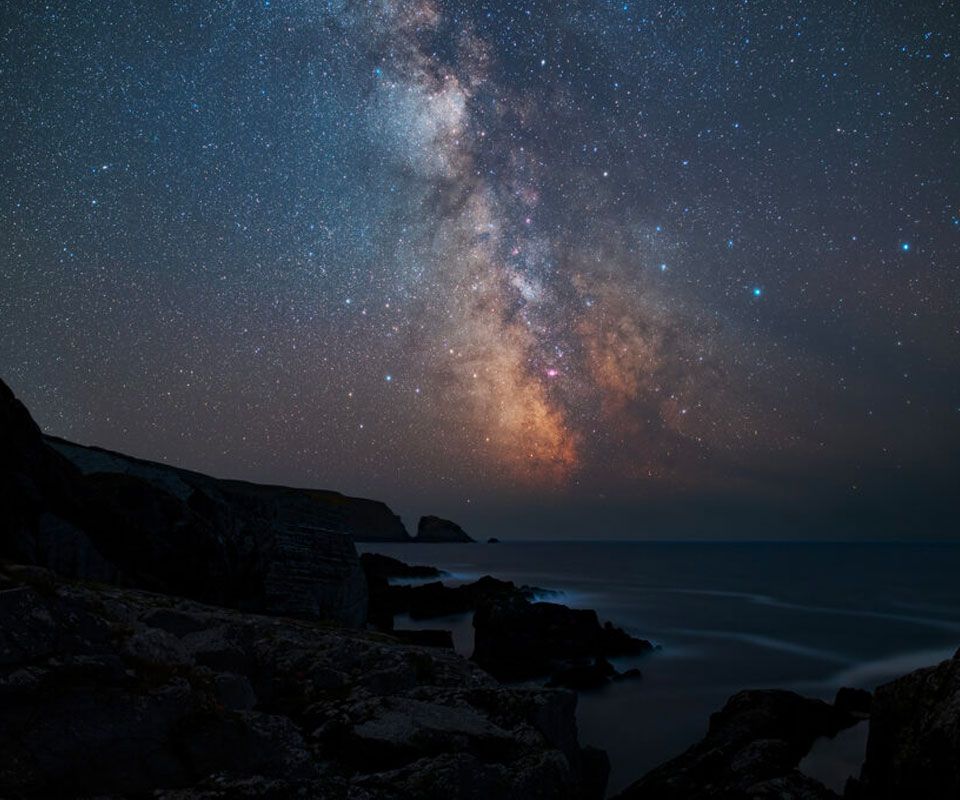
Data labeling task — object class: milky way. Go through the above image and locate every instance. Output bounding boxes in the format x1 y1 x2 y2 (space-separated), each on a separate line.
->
1 1 958 536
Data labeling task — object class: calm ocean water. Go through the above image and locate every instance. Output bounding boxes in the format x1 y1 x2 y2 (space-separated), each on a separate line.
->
357 541 960 795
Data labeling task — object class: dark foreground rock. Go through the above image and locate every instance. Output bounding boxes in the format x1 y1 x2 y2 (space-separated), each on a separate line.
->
0 564 608 800
613 689 859 800
416 515 475 543
848 647 960 799
473 594 654 686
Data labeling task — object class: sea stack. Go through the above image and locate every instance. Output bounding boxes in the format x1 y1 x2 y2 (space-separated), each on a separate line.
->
416 515 475 543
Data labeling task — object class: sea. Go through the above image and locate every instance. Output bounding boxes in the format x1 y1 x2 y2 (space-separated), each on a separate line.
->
357 541 960 796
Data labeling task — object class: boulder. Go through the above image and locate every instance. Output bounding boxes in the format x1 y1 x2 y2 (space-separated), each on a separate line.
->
416 515 475 543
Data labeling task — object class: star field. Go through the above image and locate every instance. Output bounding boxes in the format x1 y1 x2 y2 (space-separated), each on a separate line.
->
1 1 958 537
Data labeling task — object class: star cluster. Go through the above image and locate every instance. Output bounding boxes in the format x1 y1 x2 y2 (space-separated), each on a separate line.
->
1 1 957 536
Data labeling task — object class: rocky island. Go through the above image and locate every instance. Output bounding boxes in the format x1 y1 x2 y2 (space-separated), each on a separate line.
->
415 515 476 543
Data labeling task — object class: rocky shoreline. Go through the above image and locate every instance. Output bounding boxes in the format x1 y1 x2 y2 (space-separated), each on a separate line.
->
361 553 654 689
0 563 608 799
2 557 959 799
3 376 960 798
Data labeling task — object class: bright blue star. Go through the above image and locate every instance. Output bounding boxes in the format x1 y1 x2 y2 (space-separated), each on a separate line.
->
901 242 910 251
753 287 762 297
385 374 392 382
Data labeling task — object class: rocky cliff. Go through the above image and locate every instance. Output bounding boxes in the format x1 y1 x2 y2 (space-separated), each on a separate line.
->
45 436 413 544
1 378 367 625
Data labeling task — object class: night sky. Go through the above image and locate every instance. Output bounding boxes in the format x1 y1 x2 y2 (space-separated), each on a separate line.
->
2 1 958 539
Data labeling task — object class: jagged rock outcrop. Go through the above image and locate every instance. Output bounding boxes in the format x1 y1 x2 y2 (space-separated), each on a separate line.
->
361 553 446 581
1 378 366 625
0 565 608 799
402 576 542 620
849 647 960 799
613 689 859 800
363 565 652 689
473 594 654 687
416 515 475 543
366 572 549 632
